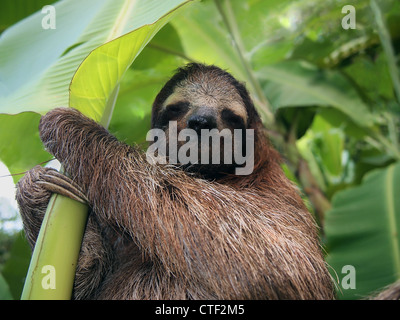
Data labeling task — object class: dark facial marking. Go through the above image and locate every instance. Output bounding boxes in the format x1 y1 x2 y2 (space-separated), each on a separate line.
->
157 101 190 129
221 108 245 130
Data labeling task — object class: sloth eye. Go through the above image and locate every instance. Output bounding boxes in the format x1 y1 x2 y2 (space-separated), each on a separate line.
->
221 109 245 129
157 102 190 129
166 102 189 116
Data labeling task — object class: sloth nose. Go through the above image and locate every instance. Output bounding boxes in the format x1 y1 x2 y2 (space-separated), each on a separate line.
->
187 115 217 134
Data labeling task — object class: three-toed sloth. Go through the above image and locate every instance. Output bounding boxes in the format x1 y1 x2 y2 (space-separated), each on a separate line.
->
16 63 335 299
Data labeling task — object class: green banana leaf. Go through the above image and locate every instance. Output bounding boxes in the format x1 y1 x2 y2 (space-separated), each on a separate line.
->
257 60 375 129
0 274 12 300
325 161 400 299
0 0 189 115
1 232 31 299
0 0 191 181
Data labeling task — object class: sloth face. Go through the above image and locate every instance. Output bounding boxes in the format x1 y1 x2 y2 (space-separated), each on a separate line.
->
158 81 248 134
150 63 256 177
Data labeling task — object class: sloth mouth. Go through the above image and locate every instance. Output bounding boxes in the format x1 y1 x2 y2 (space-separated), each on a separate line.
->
180 161 237 178
146 124 254 177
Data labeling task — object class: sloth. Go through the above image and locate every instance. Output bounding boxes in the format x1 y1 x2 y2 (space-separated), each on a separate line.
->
16 63 336 299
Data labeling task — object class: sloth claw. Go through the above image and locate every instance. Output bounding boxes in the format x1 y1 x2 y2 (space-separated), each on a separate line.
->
36 169 88 204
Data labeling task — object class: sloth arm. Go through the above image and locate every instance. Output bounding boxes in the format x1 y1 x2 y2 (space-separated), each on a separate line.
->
38 107 323 299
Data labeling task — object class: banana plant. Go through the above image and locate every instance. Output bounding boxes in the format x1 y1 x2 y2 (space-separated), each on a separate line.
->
0 0 192 300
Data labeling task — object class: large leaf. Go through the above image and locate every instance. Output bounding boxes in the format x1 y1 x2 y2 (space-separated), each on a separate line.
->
257 60 375 128
0 112 50 183
170 0 278 115
171 1 244 78
69 2 190 123
109 23 187 145
0 0 189 115
0 0 191 179
1 0 103 114
1 232 31 299
0 0 54 33
0 273 13 300
325 161 400 299
69 15 178 123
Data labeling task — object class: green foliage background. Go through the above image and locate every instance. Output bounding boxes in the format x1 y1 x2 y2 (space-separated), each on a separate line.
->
0 0 399 299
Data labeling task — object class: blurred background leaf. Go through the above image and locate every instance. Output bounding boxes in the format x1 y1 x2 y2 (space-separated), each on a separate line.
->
0 273 12 300
1 232 31 299
0 0 57 33
325 162 400 299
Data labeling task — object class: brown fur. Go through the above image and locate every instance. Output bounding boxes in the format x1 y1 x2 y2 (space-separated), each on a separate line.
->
16 63 335 299
370 281 400 300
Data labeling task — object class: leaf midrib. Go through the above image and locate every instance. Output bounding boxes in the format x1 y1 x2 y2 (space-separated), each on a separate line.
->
106 0 138 42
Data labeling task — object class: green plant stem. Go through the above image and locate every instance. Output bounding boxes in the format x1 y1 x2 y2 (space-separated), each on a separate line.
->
21 84 119 300
20 195 88 299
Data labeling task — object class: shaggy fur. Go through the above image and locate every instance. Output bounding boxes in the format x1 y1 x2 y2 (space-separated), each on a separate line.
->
371 281 400 300
16 63 336 299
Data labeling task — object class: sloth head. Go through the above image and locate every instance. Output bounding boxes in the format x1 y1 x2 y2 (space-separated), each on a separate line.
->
151 63 265 178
